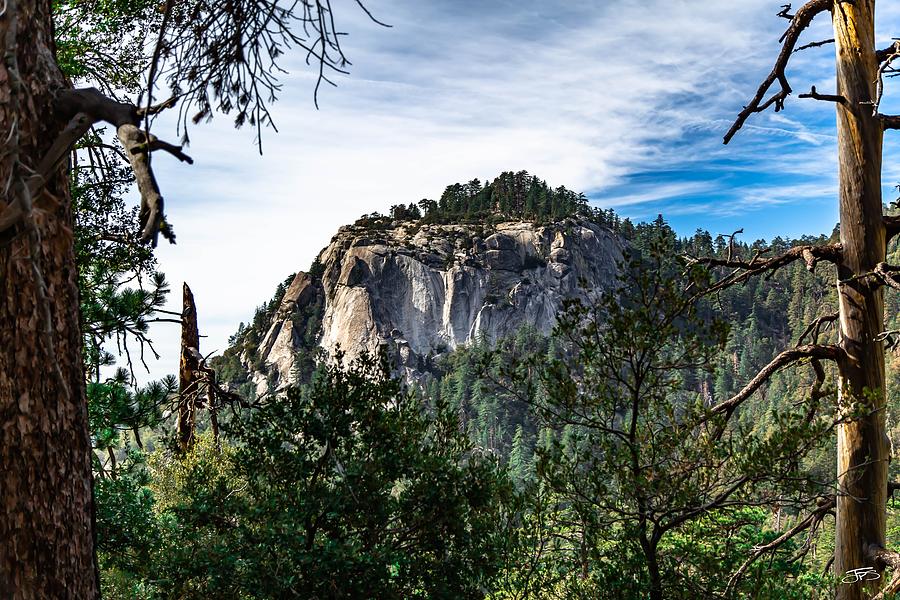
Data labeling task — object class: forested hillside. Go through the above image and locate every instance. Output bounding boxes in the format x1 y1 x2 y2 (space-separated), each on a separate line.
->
12 0 900 597
71 154 900 596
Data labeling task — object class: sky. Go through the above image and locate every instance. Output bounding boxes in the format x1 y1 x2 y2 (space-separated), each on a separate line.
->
133 0 900 382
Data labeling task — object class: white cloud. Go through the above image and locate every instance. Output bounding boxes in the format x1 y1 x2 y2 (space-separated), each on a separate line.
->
126 0 895 382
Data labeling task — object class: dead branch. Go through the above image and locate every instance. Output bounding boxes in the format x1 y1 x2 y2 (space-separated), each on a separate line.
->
711 344 843 420
876 263 900 290
730 485 900 594
795 38 834 52
722 228 743 263
880 114 900 130
844 262 900 291
798 313 839 345
876 41 900 64
53 87 191 246
868 545 900 600
684 242 842 297
136 138 193 164
727 496 835 594
777 4 794 19
872 44 900 116
799 85 846 104
724 0 833 144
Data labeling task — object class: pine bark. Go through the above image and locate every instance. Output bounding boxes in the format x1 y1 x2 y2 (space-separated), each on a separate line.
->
0 0 100 597
832 2 890 598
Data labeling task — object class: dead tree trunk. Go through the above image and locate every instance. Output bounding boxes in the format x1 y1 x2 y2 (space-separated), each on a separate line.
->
831 3 890 599
178 282 200 451
719 1 900 596
0 0 100 596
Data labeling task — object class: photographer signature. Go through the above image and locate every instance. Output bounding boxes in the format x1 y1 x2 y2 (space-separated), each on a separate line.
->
841 567 881 584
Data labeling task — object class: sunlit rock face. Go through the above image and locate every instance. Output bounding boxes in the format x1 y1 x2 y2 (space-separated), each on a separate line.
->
247 218 624 393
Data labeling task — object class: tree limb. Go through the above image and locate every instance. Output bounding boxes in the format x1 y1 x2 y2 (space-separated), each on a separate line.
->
876 41 900 64
724 0 833 144
845 262 900 291
868 545 900 600
710 344 843 419
727 496 835 594
798 313 839 345
684 242 842 296
880 114 900 130
53 87 191 246
799 85 846 104
795 38 834 52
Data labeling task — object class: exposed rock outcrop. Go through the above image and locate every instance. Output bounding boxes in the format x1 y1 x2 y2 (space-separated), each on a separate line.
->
244 218 624 393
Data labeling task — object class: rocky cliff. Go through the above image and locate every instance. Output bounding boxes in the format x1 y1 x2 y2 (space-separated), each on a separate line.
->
238 218 624 394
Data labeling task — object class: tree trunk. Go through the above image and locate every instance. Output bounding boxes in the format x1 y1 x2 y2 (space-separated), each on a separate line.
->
0 0 100 597
832 2 890 598
644 541 662 600
178 282 199 451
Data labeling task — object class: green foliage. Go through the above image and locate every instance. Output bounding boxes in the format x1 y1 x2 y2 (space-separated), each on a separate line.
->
433 218 840 598
88 369 176 452
418 171 592 225
53 0 162 93
99 355 514 599
95 451 163 596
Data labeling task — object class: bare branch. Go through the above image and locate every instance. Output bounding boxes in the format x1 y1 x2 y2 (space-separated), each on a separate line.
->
722 228 743 263
843 262 900 291
874 262 900 290
727 496 835 594
870 43 900 116
685 242 842 297
795 38 834 52
116 124 175 246
798 313 839 345
711 344 843 419
799 85 846 104
879 114 900 130
136 95 177 118
724 0 833 144
876 41 900 64
54 87 187 246
131 137 194 164
868 545 900 600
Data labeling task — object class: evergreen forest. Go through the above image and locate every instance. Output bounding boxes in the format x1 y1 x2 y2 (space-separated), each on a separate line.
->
7 1 900 599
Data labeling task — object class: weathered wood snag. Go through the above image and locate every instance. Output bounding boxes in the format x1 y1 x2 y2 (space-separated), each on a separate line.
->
178 283 200 451
830 3 890 598
720 1 900 597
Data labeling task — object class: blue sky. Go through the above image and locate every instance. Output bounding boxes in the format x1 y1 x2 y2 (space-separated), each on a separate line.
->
135 0 900 381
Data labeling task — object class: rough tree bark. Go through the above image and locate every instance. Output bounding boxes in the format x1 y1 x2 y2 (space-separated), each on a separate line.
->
0 0 377 595
0 0 100 597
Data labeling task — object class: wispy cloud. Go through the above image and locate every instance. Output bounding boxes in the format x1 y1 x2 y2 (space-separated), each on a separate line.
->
132 0 900 382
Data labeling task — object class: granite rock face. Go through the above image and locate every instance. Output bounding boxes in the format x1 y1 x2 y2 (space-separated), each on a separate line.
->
246 219 624 392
